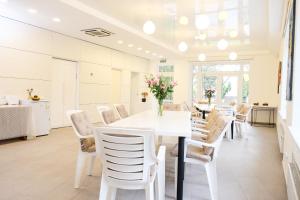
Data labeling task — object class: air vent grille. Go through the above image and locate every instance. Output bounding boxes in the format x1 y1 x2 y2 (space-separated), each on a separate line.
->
81 28 114 37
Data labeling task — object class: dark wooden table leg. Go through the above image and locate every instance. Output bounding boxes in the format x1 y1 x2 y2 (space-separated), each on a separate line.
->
202 111 206 119
231 120 234 139
177 137 185 200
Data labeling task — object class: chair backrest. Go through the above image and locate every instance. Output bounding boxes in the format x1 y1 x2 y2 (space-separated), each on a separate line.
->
94 127 157 187
113 104 129 119
66 110 93 138
97 105 117 125
163 103 182 111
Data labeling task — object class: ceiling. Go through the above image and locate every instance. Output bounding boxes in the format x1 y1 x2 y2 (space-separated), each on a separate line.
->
0 0 284 61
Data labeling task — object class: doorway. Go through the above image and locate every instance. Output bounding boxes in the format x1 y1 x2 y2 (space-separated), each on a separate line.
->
51 58 78 128
130 72 139 114
111 69 121 104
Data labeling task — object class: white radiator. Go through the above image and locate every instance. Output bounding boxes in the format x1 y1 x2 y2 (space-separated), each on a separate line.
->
287 155 300 200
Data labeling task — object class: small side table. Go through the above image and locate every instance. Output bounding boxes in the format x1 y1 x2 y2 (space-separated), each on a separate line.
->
250 106 277 128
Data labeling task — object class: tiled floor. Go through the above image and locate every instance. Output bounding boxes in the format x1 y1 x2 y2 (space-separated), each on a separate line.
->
0 126 287 200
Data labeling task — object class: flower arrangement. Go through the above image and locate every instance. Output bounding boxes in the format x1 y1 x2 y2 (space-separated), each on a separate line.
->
145 74 177 116
26 88 34 100
205 88 215 105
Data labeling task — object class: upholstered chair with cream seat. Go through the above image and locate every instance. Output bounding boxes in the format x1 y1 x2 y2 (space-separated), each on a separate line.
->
94 127 166 200
66 110 97 188
172 115 231 200
97 105 118 126
163 103 182 111
235 104 252 137
113 104 129 119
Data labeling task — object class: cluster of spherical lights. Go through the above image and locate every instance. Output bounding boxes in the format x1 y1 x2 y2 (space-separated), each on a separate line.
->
142 14 238 61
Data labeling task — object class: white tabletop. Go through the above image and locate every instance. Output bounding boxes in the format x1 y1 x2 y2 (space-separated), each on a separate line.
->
109 110 192 137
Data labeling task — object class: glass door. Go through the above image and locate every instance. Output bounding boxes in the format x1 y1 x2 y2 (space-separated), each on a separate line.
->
221 76 239 104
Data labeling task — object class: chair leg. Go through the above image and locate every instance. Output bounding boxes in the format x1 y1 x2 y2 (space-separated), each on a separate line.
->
99 175 117 200
74 152 85 188
145 183 155 200
155 146 166 200
205 161 218 200
174 157 178 197
88 155 96 176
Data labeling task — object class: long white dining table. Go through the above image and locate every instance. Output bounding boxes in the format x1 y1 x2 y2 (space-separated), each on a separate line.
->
109 110 192 200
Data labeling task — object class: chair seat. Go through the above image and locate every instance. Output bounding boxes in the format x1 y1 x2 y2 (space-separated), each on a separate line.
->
80 137 96 152
171 144 212 162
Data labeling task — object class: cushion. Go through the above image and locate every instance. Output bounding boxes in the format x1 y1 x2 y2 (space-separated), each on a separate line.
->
80 137 96 152
71 112 93 136
102 110 117 124
171 144 211 162
116 105 129 118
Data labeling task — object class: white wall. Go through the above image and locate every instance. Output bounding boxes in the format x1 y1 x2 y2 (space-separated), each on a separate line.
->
0 17 150 124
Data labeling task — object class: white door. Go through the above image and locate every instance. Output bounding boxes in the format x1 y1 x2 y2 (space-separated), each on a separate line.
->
51 58 78 128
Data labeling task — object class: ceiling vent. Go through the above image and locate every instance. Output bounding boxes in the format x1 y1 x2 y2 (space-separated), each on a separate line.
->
81 28 114 37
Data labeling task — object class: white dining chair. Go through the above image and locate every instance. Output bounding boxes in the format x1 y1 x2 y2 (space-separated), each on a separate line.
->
66 110 97 188
97 105 118 125
235 104 252 137
172 115 231 200
113 104 129 119
94 127 166 200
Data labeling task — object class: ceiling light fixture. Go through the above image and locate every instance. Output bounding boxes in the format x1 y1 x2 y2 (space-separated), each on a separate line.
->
137 47 142 51
179 16 189 25
198 53 206 61
217 39 229 50
128 44 134 48
178 41 188 52
27 8 37 14
145 50 150 54
218 11 228 21
229 52 238 60
143 20 156 35
117 40 123 44
52 17 61 22
229 30 238 38
195 15 210 30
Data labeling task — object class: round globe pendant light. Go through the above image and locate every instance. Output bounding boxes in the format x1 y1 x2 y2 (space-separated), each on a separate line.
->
217 39 229 50
198 53 206 61
229 52 238 60
143 20 156 34
178 42 188 52
195 15 210 30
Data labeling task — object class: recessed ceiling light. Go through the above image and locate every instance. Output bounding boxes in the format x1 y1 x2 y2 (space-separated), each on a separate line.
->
195 33 207 40
52 17 61 22
117 40 123 44
145 50 150 54
159 55 163 58
137 47 142 51
229 52 238 60
27 8 37 14
143 20 156 35
217 39 229 50
179 16 189 25
198 53 206 61
128 44 134 48
195 15 210 30
218 11 228 21
178 41 188 52
229 30 238 38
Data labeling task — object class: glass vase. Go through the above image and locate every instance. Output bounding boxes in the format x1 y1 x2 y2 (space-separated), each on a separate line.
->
158 99 163 116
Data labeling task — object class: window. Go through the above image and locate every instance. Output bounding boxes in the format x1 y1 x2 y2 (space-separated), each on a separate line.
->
192 63 250 104
159 64 174 102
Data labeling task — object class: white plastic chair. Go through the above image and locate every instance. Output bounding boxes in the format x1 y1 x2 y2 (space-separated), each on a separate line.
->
66 110 97 188
113 104 129 119
97 105 118 125
235 105 252 137
173 117 232 200
94 127 166 200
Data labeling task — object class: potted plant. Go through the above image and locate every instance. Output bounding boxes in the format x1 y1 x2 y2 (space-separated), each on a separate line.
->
141 92 148 102
145 74 177 116
205 88 215 105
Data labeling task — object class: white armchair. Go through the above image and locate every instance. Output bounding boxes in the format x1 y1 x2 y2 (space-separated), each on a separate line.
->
97 105 118 125
94 127 166 200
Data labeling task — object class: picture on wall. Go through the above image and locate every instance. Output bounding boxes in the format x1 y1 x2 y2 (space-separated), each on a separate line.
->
277 61 282 94
286 0 296 100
